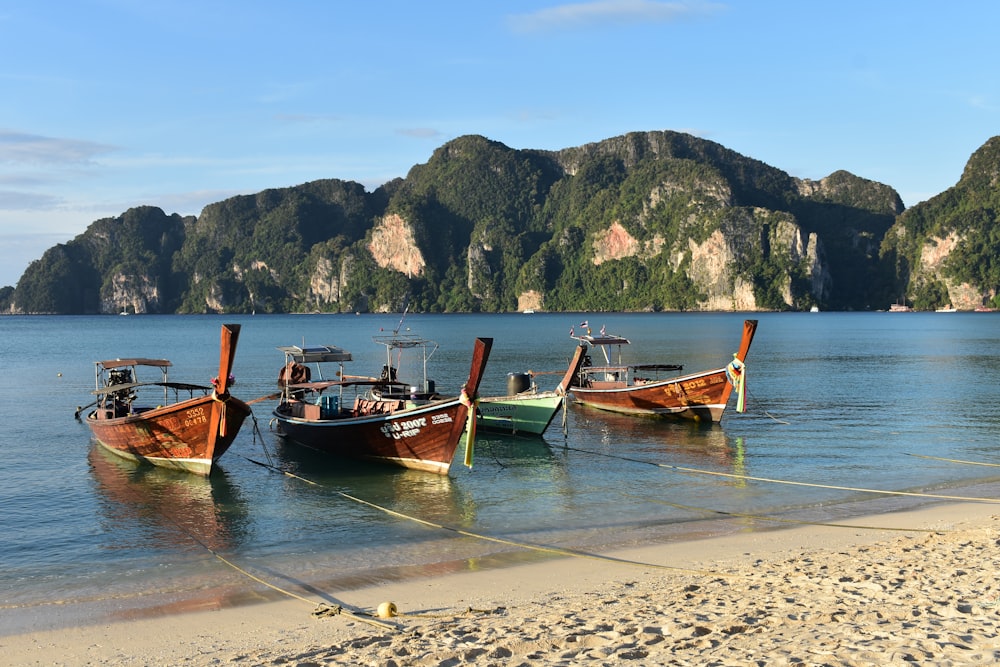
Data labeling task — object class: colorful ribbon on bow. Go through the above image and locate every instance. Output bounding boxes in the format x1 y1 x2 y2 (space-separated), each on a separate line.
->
725 355 747 413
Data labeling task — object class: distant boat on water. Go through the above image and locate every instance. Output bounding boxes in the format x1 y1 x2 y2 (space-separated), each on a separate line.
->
889 301 913 312
935 304 957 313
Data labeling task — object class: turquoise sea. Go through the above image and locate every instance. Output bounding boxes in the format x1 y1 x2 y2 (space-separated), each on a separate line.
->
3 311 1000 636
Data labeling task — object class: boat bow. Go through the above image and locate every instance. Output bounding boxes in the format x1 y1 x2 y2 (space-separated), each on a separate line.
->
454 337 493 466
207 324 241 453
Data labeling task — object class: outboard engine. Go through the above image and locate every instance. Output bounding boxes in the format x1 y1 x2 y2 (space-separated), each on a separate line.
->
105 368 135 415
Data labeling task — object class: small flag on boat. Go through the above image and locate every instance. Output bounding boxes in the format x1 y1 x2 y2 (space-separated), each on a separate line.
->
579 320 589 328
569 326 574 336
600 324 606 336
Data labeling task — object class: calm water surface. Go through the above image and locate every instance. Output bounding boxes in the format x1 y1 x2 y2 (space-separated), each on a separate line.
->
2 311 1000 634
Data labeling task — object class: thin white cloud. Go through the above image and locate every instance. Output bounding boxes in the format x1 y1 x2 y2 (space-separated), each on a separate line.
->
396 128 443 139
0 129 116 165
0 189 62 210
967 94 995 111
508 0 725 33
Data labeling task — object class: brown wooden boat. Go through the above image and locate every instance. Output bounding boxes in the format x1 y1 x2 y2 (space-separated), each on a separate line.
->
84 324 251 475
568 320 758 422
272 337 493 474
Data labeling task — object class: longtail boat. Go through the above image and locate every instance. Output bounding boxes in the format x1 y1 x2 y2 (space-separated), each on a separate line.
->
272 337 493 474
84 324 251 475
476 344 588 436
568 319 758 422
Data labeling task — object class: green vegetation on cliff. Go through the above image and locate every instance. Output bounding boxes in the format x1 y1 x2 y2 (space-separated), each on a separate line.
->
881 136 1000 309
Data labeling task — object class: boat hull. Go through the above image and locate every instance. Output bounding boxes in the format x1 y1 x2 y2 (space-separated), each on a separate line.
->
477 392 564 435
273 398 471 474
87 394 251 475
569 367 731 421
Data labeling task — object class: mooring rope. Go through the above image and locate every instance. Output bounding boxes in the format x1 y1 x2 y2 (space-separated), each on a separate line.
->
239 453 725 576
744 386 790 424
560 445 1000 504
96 430 396 630
904 452 1000 468
636 497 946 533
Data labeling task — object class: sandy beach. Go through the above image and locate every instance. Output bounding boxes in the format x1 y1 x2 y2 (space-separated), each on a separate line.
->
4 502 1000 666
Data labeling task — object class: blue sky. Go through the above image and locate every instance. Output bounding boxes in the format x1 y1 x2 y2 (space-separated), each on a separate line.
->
2 1 998 288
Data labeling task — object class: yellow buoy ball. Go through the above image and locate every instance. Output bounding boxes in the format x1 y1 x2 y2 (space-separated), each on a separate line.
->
376 601 398 618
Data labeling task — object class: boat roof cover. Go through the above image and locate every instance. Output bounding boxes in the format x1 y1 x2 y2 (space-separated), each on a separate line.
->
96 358 172 370
92 381 211 395
575 334 630 346
278 345 353 363
372 333 436 349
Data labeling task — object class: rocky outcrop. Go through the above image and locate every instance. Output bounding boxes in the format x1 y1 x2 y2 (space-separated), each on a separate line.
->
796 171 904 216
517 290 543 312
592 222 665 265
916 232 981 310
467 243 491 299
101 271 160 314
368 213 425 278
686 230 755 310
681 208 830 311
309 257 340 307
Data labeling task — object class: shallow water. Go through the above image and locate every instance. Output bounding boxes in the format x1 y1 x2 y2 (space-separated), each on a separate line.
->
3 311 1000 634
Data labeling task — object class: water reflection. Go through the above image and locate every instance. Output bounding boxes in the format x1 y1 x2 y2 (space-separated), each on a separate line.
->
568 408 745 471
88 445 248 554
470 431 562 467
273 438 478 528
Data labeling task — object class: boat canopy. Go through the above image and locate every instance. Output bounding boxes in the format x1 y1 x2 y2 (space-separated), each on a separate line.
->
573 334 630 346
91 381 211 395
96 358 172 370
278 345 353 364
372 333 438 351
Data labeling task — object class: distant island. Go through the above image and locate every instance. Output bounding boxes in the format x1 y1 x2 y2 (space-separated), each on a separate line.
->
5 131 1000 315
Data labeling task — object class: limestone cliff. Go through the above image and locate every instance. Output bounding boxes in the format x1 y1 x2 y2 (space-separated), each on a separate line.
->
368 213 425 278
517 290 544 312
102 271 160 314
592 222 665 266
309 257 340 306
913 232 986 310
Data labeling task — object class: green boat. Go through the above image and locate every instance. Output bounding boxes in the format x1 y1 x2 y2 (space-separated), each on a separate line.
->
477 344 587 436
